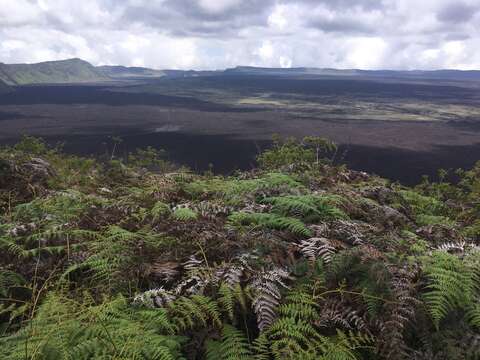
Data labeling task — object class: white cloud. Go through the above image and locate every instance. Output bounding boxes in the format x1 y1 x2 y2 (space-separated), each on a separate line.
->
255 41 274 62
279 56 292 68
268 5 289 29
0 0 42 26
345 37 388 69
0 0 479 70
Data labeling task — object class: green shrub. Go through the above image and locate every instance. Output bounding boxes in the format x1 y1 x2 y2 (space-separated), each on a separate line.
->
257 136 315 170
399 190 445 216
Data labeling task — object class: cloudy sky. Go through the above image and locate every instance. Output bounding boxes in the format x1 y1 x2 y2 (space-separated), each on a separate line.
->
1 0 480 70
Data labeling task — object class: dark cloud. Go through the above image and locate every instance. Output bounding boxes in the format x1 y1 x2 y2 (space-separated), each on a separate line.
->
307 16 376 35
436 2 479 23
119 0 276 37
293 0 385 11
166 0 275 21
115 0 383 37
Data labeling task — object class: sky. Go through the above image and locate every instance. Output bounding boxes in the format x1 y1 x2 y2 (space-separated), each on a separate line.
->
1 0 480 70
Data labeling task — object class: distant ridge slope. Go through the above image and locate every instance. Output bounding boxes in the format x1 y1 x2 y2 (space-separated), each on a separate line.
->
224 66 480 80
0 58 108 85
98 65 166 79
1 58 480 84
0 79 11 92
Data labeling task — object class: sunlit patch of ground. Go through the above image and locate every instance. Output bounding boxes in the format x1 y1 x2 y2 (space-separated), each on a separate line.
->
237 97 285 106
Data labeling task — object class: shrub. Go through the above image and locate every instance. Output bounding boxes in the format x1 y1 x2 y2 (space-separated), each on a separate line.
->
257 135 315 170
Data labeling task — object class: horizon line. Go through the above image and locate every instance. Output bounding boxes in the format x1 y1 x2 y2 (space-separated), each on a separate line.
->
2 57 480 73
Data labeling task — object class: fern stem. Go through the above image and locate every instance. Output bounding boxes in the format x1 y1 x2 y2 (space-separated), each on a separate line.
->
315 289 398 305
196 240 210 270
0 297 28 304
88 307 119 354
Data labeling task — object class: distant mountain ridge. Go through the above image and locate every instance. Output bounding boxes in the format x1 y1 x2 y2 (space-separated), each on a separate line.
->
1 58 480 85
224 66 480 80
0 58 108 85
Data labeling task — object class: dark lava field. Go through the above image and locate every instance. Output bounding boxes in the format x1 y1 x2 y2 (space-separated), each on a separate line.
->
1 75 480 184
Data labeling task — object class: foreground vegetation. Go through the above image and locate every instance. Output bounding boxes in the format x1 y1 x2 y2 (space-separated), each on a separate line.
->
0 136 479 359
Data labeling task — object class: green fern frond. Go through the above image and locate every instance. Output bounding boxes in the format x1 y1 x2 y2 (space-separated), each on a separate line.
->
167 295 221 331
191 295 222 328
22 243 83 258
104 225 138 242
263 195 347 222
136 308 177 334
252 333 270 360
228 212 312 237
205 339 223 360
172 207 198 221
0 270 27 298
0 293 185 360
220 325 253 359
278 301 318 322
0 236 26 258
466 303 480 328
269 317 320 358
423 251 478 329
317 330 372 360
151 201 171 221
218 283 236 321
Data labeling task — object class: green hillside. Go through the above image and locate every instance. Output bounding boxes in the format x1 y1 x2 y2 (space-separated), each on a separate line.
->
98 65 166 78
0 58 108 85
0 136 479 359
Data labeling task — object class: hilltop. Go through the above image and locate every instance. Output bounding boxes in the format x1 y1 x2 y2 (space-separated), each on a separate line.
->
0 136 479 359
98 64 166 79
0 58 108 85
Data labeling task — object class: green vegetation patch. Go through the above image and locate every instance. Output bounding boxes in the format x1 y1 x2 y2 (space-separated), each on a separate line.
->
1 136 480 359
